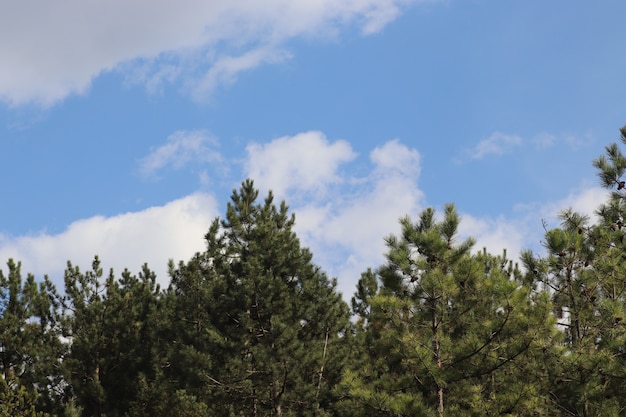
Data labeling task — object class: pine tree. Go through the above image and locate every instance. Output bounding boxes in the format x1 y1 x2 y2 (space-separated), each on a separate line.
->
520 126 626 416
165 179 352 416
0 259 65 415
61 257 163 417
522 211 616 416
342 205 553 416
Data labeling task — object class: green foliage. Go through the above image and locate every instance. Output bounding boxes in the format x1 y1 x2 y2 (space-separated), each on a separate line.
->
351 268 378 319
0 260 65 415
342 204 554 416
520 125 626 416
61 257 164 417
61 399 82 417
592 126 626 192
0 369 48 417
523 213 625 415
165 179 352 416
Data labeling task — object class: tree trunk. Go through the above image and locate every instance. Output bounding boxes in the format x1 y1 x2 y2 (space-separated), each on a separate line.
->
432 298 444 417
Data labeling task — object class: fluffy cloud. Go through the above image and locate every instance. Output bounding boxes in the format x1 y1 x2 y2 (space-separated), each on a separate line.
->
245 131 357 197
245 134 423 297
300 141 423 297
138 130 223 178
0 128 608 301
0 0 425 106
459 214 527 261
0 193 218 289
0 131 425 300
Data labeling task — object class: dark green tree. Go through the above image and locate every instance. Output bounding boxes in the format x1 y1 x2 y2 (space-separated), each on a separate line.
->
341 205 554 416
61 257 163 417
165 179 352 416
0 259 65 415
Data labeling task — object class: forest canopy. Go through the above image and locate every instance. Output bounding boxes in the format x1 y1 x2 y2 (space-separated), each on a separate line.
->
2 126 626 417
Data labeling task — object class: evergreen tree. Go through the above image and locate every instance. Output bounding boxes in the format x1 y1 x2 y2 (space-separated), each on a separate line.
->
61 257 163 417
165 179 352 416
341 205 553 416
521 126 626 416
0 259 65 415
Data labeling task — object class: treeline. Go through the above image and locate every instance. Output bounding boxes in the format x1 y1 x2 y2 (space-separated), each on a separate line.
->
2 127 626 417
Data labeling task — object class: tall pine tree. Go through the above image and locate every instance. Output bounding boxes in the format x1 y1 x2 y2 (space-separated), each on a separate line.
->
342 205 553 416
165 179 352 416
521 126 626 416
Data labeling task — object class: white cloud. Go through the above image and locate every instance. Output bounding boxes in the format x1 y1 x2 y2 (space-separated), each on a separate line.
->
0 193 218 289
138 130 223 178
532 132 557 149
0 131 426 300
0 0 427 106
467 131 523 159
0 127 607 302
245 131 357 197
532 184 607 227
191 47 292 101
458 183 608 267
370 138 421 177
242 133 425 297
461 131 593 162
317 170 424 298
530 131 594 151
459 214 527 261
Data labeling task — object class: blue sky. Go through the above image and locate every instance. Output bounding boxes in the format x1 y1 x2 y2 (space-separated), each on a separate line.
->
1 0 625 297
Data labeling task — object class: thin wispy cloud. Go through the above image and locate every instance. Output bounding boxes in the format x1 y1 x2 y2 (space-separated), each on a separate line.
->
532 132 557 149
466 131 523 160
191 47 292 101
461 131 594 163
0 0 428 106
138 130 223 178
530 132 594 151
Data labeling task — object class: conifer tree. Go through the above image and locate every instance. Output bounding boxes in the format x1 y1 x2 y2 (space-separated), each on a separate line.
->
0 259 65 415
342 205 553 416
166 179 352 416
61 257 163 417
521 126 626 416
